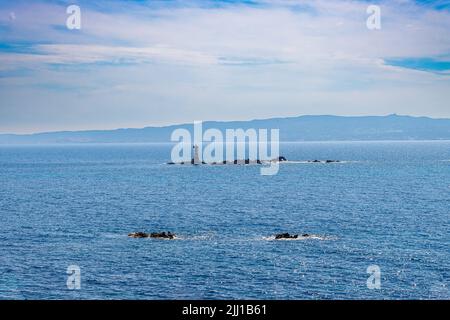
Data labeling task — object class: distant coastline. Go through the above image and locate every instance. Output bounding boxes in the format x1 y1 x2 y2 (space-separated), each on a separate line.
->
1 114 450 144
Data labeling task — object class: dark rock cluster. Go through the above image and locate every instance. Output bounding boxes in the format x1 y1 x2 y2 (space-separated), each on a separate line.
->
274 233 311 239
128 231 314 241
308 159 340 163
128 231 175 239
168 156 287 165
275 233 298 239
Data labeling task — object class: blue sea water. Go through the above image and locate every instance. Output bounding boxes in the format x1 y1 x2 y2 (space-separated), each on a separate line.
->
0 141 449 300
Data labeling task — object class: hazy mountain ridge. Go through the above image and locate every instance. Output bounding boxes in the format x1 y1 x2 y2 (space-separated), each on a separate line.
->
1 114 450 144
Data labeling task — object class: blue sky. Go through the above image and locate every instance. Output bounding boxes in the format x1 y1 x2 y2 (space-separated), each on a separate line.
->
0 0 450 133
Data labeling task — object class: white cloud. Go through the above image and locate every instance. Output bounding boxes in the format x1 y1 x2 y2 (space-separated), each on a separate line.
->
3 1 450 69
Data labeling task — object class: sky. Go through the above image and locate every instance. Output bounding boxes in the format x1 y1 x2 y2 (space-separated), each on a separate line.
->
0 0 450 134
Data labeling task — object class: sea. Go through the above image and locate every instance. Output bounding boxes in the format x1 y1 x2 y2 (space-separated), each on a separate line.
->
0 141 449 299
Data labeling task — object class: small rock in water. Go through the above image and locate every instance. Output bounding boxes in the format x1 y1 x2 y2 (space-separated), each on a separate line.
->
128 231 176 239
128 232 149 238
275 233 298 240
308 159 340 163
150 231 175 239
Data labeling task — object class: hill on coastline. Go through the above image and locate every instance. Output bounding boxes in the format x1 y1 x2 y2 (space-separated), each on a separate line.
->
1 114 450 144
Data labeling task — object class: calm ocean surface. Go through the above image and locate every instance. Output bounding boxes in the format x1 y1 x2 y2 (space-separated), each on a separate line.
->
0 141 449 300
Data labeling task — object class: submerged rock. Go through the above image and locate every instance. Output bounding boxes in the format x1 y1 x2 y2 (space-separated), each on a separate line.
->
275 233 298 240
128 231 176 239
150 231 175 239
273 233 315 239
308 159 340 163
128 232 149 238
